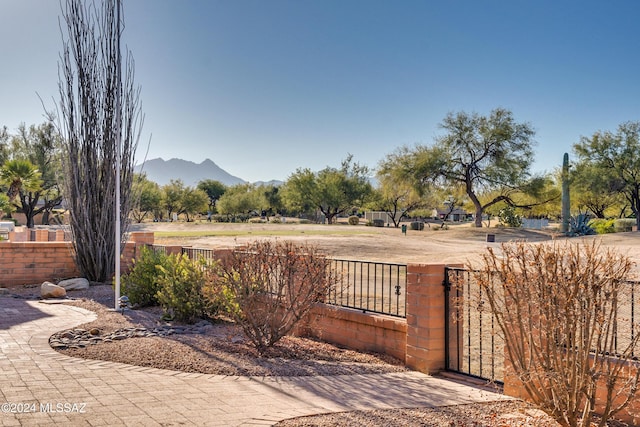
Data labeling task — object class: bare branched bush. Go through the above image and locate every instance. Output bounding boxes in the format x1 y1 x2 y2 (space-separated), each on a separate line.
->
217 240 338 353
470 241 640 427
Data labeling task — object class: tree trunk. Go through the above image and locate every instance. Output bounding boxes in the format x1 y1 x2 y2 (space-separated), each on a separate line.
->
18 193 37 228
474 204 483 227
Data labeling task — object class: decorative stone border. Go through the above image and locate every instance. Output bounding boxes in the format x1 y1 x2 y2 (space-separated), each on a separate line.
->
49 321 213 349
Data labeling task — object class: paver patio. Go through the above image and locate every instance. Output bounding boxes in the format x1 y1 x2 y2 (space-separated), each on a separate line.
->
0 297 508 426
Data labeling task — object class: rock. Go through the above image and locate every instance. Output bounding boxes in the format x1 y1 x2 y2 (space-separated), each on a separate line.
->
89 328 100 336
41 282 66 299
49 341 67 349
57 278 90 291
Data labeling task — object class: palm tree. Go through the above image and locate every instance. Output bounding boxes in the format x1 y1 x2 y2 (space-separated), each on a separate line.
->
0 193 13 218
0 159 42 202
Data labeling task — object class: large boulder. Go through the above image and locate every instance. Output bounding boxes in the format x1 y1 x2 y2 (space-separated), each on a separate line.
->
41 281 67 299
58 278 90 291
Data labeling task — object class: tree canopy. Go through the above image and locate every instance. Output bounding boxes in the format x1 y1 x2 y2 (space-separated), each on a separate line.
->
406 108 538 227
282 155 372 224
574 121 640 228
217 183 260 219
7 121 64 227
131 174 162 223
197 179 226 212
375 151 429 227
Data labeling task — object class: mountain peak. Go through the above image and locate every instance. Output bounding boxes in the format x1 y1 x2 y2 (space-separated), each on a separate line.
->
135 158 246 187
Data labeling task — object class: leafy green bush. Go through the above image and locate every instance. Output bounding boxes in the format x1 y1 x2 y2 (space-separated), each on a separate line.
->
615 218 636 232
498 205 522 228
155 254 219 323
589 218 615 234
121 246 171 307
348 215 360 225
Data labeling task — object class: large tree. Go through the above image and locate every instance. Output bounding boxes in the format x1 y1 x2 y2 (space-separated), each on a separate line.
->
375 151 428 227
217 183 260 220
571 161 627 219
197 179 226 213
574 121 640 228
409 108 537 227
282 156 372 224
178 187 209 222
57 0 143 281
131 174 162 223
8 122 64 227
162 179 185 221
280 168 317 218
259 184 282 220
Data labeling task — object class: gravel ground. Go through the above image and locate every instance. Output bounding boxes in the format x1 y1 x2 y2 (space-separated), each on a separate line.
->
276 401 561 427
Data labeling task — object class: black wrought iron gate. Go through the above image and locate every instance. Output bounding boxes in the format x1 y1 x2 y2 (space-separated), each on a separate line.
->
444 267 504 384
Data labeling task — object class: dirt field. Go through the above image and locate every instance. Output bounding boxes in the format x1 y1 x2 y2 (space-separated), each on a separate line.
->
130 220 640 273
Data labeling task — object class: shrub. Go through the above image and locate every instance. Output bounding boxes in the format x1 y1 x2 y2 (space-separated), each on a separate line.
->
270 216 282 223
589 218 615 234
216 240 338 353
498 205 522 227
470 241 638 427
348 215 360 225
615 218 636 232
120 246 171 307
410 221 424 231
155 254 219 323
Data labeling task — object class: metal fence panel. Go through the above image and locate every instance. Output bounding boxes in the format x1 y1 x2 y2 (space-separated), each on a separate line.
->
327 259 407 318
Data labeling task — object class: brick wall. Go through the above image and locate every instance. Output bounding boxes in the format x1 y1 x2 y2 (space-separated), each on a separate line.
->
503 340 640 425
0 232 154 287
294 263 451 373
298 305 407 362
0 242 79 286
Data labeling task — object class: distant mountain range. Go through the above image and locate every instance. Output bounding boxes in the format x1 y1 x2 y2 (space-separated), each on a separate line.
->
135 158 281 187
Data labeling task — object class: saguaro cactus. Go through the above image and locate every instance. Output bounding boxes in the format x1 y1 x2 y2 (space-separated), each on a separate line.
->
561 153 570 234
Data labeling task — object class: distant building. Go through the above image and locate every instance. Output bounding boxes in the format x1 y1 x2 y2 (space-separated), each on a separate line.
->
364 211 402 226
432 207 469 222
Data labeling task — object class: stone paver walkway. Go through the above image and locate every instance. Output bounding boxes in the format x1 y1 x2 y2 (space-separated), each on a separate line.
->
0 297 509 426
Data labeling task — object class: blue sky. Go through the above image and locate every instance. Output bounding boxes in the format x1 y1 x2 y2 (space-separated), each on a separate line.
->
2 1 640 183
